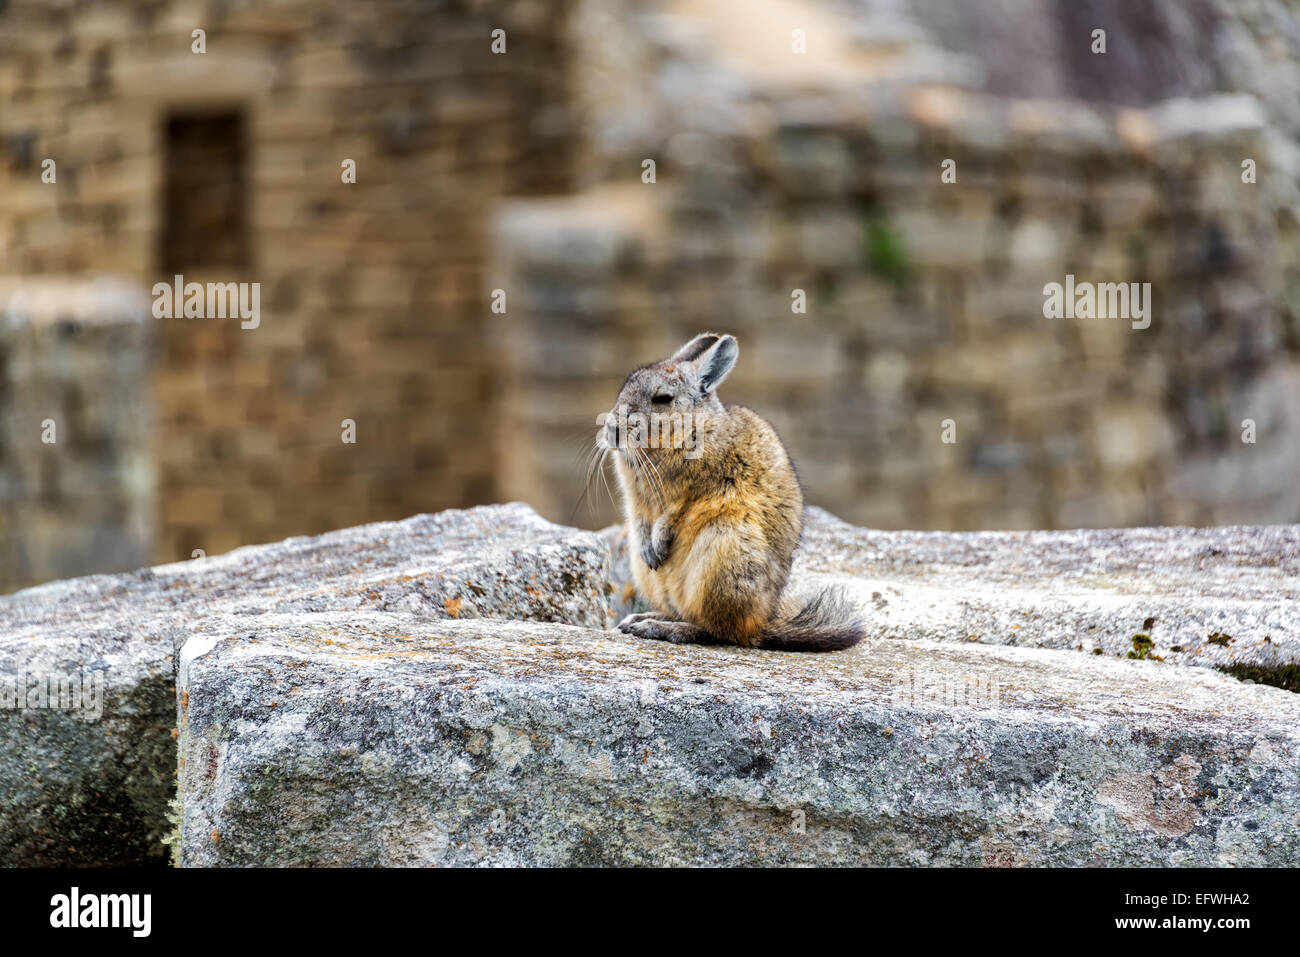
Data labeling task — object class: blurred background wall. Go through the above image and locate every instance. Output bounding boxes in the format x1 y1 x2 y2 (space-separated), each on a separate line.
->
2 0 1299 592
1 0 575 590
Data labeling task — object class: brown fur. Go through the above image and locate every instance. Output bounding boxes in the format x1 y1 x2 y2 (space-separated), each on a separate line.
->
604 333 864 652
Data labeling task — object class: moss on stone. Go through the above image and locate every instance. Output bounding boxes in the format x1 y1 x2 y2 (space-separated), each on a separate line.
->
1218 662 1300 694
1127 633 1156 660
863 216 909 284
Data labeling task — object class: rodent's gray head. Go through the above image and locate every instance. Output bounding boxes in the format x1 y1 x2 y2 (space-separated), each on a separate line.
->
602 332 738 455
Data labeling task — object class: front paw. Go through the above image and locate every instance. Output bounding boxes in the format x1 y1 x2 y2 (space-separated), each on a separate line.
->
637 517 673 569
638 537 668 570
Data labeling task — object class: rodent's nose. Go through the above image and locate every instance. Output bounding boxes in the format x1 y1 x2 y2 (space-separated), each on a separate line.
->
604 416 620 449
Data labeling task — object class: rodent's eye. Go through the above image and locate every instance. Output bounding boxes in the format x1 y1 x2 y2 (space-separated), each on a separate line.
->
651 394 673 405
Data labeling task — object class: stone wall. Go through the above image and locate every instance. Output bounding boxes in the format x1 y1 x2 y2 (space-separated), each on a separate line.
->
4 0 1300 590
0 0 576 581
497 0 1300 531
0 278 155 589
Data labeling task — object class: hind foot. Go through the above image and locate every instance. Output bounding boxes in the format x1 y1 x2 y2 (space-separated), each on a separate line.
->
619 616 718 645
616 611 662 631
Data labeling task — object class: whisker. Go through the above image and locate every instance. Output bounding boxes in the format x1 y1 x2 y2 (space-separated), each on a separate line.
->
634 446 666 510
641 445 666 506
571 433 605 524
598 446 617 516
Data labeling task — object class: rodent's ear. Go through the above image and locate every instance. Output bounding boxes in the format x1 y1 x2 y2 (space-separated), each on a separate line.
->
669 333 721 364
695 334 738 392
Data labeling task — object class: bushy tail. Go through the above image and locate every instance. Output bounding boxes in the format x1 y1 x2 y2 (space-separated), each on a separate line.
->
759 585 865 653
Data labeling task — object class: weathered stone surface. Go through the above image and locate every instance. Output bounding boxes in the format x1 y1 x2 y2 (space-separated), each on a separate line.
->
149 502 614 641
607 508 1300 674
6 500 1299 866
175 611 1300 866
600 522 650 623
0 618 173 867
0 504 610 865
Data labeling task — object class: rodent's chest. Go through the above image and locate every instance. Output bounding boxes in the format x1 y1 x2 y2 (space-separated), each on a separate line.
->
672 499 740 549
668 493 796 561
